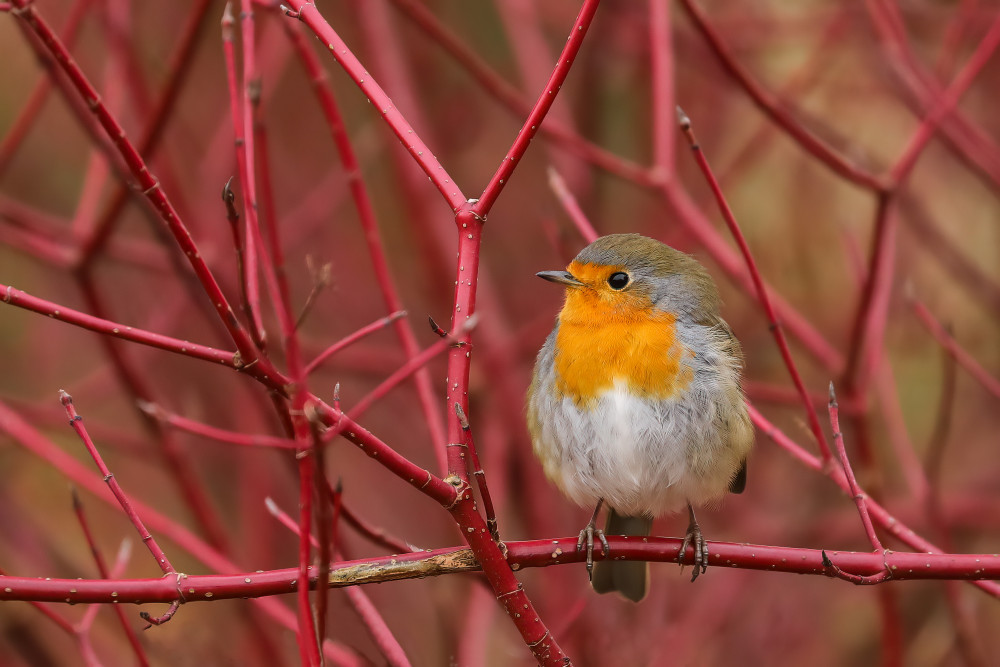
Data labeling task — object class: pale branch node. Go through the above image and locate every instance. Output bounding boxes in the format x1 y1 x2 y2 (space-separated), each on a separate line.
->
327 549 480 586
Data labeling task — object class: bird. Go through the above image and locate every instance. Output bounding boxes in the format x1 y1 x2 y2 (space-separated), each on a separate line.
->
526 233 753 602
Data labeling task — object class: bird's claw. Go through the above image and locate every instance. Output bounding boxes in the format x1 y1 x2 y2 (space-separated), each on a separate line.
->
678 518 708 582
576 523 608 581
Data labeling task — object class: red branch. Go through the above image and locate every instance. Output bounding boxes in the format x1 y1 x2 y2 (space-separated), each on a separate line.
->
1 537 997 605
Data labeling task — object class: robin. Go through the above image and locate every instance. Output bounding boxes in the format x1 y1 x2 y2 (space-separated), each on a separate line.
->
527 233 752 602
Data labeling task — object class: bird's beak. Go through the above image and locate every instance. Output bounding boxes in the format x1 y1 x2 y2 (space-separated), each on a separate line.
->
536 270 584 287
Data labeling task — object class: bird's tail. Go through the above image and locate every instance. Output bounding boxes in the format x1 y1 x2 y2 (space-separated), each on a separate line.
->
591 509 652 602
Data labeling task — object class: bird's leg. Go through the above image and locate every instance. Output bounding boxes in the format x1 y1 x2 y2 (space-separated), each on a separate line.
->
678 502 708 582
576 498 609 580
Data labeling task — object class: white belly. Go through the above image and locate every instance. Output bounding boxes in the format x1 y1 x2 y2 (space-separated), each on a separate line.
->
537 383 738 516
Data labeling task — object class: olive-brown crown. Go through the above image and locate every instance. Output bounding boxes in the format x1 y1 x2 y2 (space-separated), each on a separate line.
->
569 234 721 323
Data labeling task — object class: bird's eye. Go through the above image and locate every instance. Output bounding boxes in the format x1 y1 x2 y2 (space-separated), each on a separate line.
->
607 272 629 290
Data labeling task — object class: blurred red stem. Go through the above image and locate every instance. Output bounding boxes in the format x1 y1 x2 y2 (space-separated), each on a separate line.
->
911 298 1000 401
548 166 598 243
844 193 896 401
865 0 1000 192
386 0 652 185
266 497 412 666
902 197 1000 314
72 495 149 664
282 18 449 473
472 0 601 216
888 11 1000 185
222 2 267 348
282 1 465 210
0 0 92 179
648 0 674 175
147 403 297 449
79 0 214 263
678 0 887 192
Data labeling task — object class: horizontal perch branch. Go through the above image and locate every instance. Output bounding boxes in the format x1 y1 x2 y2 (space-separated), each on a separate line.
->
3 538 996 605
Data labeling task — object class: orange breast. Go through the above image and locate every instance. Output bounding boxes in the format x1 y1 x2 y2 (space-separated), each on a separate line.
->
553 267 693 406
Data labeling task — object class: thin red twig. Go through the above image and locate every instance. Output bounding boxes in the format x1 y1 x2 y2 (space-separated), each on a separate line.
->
472 1 602 216
456 404 500 543
677 107 832 461
141 402 298 449
60 392 177 577
0 282 279 383
305 311 407 375
828 384 884 553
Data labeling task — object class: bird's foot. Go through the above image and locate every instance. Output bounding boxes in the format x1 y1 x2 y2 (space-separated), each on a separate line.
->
678 505 708 582
577 520 609 581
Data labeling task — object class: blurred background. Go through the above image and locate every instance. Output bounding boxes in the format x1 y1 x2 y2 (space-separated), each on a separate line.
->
1 0 999 664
